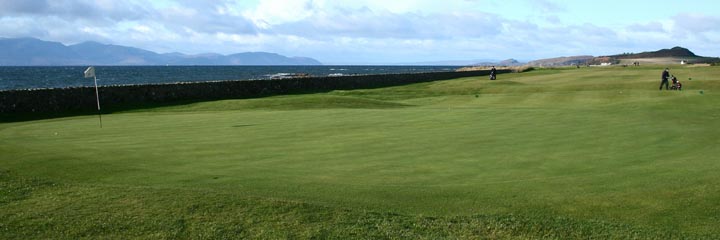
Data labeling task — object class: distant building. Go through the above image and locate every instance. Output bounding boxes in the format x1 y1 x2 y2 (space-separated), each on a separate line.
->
600 62 612 66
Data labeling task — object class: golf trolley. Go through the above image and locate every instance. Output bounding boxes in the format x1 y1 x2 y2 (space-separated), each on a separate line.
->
670 81 682 90
670 77 682 91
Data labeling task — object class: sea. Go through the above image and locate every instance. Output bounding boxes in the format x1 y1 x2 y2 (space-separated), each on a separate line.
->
0 66 460 91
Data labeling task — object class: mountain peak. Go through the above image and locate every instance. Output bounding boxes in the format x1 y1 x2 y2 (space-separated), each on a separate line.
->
498 59 520 65
72 41 107 47
662 46 696 57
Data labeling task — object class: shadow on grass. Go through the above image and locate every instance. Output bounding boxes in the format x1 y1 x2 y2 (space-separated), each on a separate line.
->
1 99 217 123
0 90 412 123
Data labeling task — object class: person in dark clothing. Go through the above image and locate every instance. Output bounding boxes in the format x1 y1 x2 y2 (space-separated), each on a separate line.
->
660 68 670 90
490 66 497 80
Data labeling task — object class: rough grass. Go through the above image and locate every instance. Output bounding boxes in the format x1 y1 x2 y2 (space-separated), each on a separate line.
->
0 171 696 239
2 65 720 239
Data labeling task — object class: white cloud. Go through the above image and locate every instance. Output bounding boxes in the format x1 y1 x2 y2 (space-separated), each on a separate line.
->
627 22 667 33
531 0 565 13
1 0 719 63
132 25 152 34
671 13 720 35
271 7 504 40
242 0 316 28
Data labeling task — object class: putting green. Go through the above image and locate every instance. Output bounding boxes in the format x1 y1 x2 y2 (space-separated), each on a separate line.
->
2 66 720 238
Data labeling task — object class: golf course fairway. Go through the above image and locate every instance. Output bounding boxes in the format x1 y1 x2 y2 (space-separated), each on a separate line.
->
2 65 719 239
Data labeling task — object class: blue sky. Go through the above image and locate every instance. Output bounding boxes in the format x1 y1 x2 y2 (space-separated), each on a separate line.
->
1 0 718 64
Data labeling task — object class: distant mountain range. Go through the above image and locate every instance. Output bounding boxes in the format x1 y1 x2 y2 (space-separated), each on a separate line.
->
0 37 322 66
4 38 716 67
472 58 524 67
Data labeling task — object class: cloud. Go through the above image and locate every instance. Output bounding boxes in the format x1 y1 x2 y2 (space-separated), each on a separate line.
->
271 7 504 40
627 22 666 33
531 0 565 13
0 0 150 23
0 0 259 50
0 0 51 14
1 0 718 63
672 13 720 34
243 0 317 28
156 4 258 35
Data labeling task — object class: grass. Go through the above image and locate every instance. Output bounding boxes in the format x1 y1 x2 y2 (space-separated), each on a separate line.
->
2 65 720 239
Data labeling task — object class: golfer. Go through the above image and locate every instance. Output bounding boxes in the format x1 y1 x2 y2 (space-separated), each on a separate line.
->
659 68 670 90
490 66 497 80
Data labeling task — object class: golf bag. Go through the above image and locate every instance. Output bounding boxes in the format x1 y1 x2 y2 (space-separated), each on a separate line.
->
671 81 682 90
670 77 682 90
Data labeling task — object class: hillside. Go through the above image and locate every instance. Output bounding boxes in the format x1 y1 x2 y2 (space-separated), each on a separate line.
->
527 47 719 66
0 37 322 66
527 56 594 67
611 46 697 59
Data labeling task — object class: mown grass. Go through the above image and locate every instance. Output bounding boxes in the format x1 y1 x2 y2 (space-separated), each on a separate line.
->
2 65 720 239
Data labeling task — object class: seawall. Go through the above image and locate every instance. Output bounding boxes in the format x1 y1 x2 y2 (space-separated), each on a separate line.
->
0 70 504 113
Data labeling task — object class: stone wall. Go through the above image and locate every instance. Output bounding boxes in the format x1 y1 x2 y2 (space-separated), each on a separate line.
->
0 70 505 113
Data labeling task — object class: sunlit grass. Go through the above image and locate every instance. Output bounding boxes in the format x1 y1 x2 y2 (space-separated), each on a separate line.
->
2 65 719 239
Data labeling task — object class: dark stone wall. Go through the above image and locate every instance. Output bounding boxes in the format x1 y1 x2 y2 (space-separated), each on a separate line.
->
0 70 505 113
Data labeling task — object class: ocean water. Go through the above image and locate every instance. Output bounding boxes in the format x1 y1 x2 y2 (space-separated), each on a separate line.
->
0 66 459 91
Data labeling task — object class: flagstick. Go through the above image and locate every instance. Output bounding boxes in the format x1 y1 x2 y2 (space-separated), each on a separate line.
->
94 75 102 128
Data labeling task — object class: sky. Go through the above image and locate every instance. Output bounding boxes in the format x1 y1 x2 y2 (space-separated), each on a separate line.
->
1 0 719 64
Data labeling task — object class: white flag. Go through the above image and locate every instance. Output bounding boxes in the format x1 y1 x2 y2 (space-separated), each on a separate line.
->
84 66 95 78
